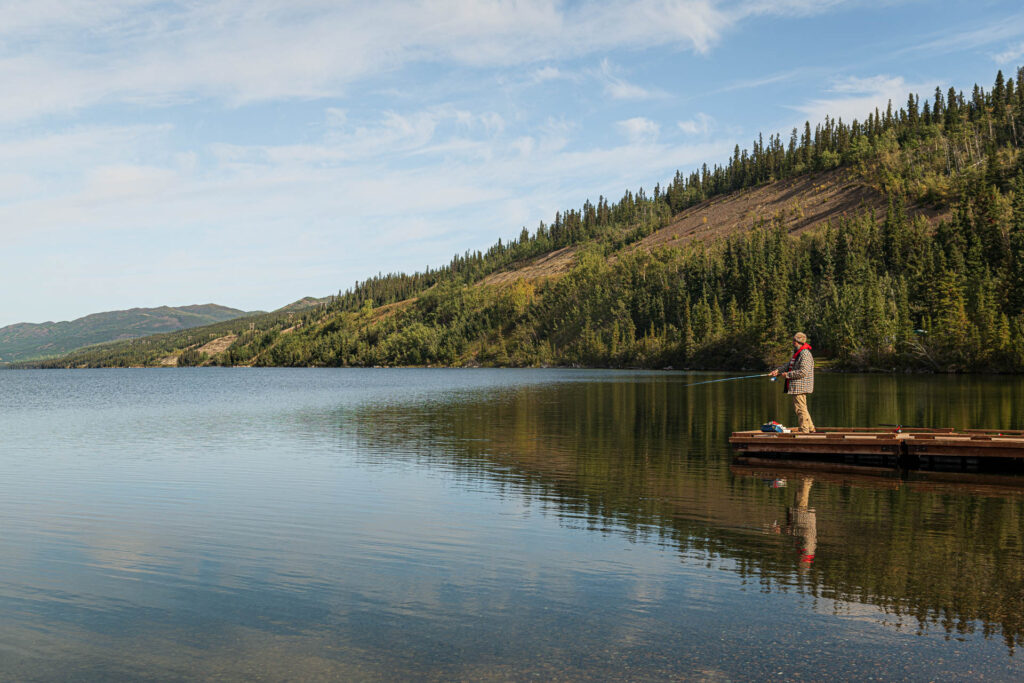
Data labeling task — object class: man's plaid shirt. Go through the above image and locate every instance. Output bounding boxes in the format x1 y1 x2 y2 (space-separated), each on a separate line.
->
778 349 814 394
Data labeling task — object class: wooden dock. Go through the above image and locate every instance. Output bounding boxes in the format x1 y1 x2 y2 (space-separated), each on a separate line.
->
729 427 1024 474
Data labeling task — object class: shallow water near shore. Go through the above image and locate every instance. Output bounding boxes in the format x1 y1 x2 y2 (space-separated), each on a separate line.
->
1 368 1023 680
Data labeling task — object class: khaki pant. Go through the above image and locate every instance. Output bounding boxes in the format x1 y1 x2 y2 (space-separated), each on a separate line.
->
791 393 815 433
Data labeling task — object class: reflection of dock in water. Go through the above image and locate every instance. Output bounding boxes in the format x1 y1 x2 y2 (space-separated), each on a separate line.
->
731 462 1024 498
730 427 1024 475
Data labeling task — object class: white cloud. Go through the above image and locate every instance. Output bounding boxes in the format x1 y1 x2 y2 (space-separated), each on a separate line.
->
594 58 663 100
0 102 736 323
618 117 661 143
792 74 937 126
0 1 874 125
531 65 568 83
828 75 902 94
0 0 883 324
678 113 714 135
898 12 1024 58
737 0 849 19
0 124 171 166
81 164 182 203
0 123 175 207
994 41 1024 64
606 80 655 100
207 106 510 168
0 1 741 123
709 68 816 96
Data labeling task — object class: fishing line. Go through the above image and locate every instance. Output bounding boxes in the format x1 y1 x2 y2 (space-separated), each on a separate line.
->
683 373 773 387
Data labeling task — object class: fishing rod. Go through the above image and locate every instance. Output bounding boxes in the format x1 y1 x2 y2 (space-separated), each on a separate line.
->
878 423 956 429
878 423 956 431
684 373 773 387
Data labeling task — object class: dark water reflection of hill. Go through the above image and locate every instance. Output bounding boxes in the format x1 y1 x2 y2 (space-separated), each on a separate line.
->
344 373 1024 653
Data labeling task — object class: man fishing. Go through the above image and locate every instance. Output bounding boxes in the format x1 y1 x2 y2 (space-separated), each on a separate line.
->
769 332 815 433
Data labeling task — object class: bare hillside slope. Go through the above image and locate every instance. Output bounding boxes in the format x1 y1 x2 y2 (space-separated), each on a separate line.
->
483 169 949 286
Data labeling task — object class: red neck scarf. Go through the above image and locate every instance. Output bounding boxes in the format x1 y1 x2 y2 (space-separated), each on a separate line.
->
790 343 812 362
785 343 812 392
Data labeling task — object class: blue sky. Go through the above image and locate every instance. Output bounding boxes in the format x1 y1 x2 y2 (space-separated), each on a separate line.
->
3 1 1024 326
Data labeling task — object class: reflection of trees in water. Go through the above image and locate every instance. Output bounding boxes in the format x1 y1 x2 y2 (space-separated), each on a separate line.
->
342 376 1024 651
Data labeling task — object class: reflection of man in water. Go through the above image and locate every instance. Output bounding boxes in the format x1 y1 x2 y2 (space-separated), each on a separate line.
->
788 478 816 570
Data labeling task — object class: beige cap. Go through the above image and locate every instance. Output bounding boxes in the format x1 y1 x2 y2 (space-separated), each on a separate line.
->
793 332 807 343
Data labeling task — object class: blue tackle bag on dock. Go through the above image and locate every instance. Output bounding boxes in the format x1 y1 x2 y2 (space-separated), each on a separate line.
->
760 421 790 433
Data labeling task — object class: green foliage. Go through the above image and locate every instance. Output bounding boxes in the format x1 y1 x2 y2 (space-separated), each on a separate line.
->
22 67 1024 373
177 348 205 367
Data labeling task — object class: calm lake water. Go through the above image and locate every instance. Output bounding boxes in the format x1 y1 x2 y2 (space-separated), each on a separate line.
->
2 368 1023 680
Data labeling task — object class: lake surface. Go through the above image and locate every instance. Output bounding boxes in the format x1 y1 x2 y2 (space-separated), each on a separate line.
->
2 368 1023 680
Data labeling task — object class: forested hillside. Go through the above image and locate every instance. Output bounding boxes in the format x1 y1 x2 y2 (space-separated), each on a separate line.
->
26 67 1024 372
0 304 249 363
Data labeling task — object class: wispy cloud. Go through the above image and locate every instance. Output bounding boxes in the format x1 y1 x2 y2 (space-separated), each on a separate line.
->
0 0 965 325
791 74 937 126
0 1 867 124
737 0 851 19
678 113 714 135
0 1 741 123
895 11 1024 59
617 117 661 143
0 102 735 321
715 68 814 94
677 66 826 108
531 65 570 83
594 58 664 100
994 41 1024 65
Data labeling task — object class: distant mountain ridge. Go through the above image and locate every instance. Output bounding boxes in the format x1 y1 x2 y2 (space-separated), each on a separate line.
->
0 304 250 362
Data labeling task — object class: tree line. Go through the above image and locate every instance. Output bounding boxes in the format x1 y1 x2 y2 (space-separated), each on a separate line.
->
25 67 1024 372
328 67 1024 314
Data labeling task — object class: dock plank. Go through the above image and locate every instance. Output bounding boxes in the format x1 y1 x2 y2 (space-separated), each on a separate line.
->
729 427 1024 475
